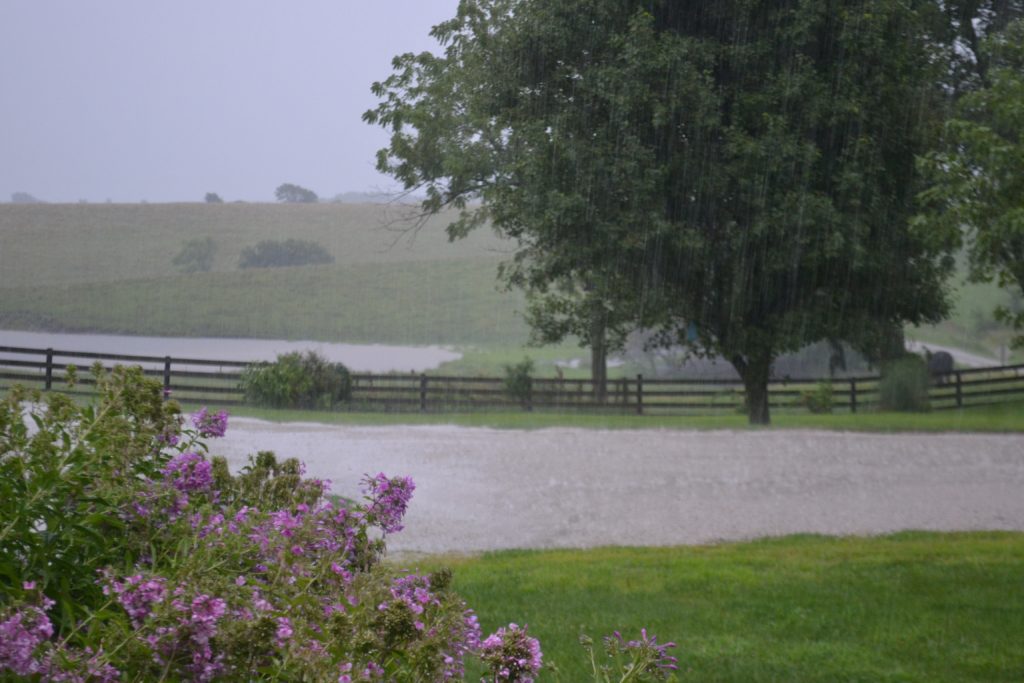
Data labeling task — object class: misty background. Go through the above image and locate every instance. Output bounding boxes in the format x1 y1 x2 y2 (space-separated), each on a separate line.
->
0 0 457 203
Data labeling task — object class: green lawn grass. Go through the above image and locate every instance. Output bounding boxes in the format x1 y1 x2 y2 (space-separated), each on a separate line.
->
194 399 1024 432
409 533 1024 681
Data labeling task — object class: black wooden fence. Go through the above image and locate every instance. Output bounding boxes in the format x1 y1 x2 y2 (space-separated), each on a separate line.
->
2 345 1023 414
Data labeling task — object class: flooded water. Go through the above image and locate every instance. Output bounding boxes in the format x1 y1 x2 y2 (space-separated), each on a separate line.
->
217 419 1024 553
0 330 461 373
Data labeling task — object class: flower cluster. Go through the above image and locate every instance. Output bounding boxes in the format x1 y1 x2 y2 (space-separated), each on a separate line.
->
0 586 120 682
161 451 214 493
479 623 543 682
0 603 53 677
363 472 415 534
191 407 228 439
103 573 167 627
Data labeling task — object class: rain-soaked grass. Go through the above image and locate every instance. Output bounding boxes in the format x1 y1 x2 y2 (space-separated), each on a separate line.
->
204 399 1024 432
409 532 1024 682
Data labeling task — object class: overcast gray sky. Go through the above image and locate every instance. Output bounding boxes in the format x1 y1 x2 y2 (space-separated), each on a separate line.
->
0 0 458 202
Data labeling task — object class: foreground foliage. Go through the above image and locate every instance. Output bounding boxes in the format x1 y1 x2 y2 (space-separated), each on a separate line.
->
0 369 676 681
917 18 1024 346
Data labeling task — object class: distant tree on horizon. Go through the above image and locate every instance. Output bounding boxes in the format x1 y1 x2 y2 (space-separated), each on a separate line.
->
10 192 43 204
204 192 224 203
275 183 318 203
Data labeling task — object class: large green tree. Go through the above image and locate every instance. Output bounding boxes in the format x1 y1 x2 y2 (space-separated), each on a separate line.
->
366 0 954 423
917 18 1024 344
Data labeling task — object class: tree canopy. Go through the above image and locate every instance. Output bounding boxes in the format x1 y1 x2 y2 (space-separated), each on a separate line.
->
275 183 318 203
917 18 1024 344
366 0 957 423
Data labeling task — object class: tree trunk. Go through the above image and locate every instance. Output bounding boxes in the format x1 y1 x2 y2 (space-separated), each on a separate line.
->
732 353 772 425
591 309 607 404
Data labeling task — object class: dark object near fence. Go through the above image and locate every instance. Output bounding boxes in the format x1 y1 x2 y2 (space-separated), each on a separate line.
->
925 349 955 385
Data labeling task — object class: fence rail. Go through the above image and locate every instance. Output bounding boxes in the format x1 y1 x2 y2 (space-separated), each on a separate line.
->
2 345 1023 415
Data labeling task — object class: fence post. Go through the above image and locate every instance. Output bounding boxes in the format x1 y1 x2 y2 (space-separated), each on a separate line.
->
419 374 427 413
163 357 172 399
955 371 962 408
637 374 644 415
849 379 857 414
526 377 533 412
44 348 54 391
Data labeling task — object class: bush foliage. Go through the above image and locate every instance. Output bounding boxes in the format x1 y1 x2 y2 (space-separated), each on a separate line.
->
172 236 217 273
879 355 932 412
240 351 352 409
0 368 678 681
238 239 334 269
503 358 535 408
801 381 834 414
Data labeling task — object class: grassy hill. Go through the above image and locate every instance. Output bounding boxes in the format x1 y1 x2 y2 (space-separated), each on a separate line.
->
0 202 531 347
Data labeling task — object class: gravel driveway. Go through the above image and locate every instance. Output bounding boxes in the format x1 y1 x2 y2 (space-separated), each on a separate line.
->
215 419 1024 554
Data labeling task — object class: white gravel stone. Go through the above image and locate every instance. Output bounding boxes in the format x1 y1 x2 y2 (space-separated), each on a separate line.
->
214 419 1024 554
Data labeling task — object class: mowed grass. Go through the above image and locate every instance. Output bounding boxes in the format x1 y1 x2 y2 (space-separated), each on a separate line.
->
197 399 1024 432
410 533 1024 681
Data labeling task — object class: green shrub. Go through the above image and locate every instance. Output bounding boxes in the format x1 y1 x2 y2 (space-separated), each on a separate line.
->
503 357 534 408
171 236 216 273
878 355 931 412
0 369 480 681
802 381 834 414
238 238 334 268
240 350 351 409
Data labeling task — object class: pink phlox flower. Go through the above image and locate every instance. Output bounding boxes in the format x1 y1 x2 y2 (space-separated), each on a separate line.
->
360 661 384 679
362 473 415 534
270 509 302 537
251 590 273 612
479 623 542 683
275 617 293 647
0 606 53 676
161 452 214 493
191 407 228 438
109 574 167 627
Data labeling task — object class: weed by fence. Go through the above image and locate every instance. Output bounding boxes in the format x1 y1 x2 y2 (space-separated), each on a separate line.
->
2 345 1023 415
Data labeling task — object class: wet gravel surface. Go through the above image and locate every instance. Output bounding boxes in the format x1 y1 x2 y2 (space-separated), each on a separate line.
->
216 419 1024 554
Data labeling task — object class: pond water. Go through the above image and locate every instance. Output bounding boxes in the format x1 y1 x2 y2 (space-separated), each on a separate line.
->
0 330 461 373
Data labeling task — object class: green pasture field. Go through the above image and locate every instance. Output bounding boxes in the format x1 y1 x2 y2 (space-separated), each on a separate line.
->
0 202 529 346
0 257 528 346
410 532 1024 682
0 202 514 287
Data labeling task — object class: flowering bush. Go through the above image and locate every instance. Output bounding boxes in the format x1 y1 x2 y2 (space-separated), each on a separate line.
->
0 366 679 681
